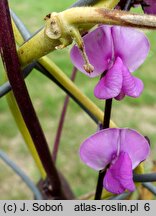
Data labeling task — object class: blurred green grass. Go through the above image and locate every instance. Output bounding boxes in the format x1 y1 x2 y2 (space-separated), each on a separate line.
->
0 0 156 199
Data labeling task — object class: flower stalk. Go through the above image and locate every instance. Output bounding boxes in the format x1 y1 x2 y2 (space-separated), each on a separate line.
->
94 99 113 200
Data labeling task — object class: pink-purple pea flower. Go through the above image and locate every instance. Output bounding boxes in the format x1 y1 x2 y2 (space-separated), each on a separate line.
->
117 0 156 15
142 0 156 14
70 25 150 100
80 128 150 194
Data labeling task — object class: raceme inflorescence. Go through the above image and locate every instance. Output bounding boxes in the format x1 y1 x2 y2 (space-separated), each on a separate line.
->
70 22 151 195
80 128 150 194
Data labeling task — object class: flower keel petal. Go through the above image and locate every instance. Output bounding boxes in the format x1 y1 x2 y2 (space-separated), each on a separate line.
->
115 90 125 101
122 65 144 98
94 57 123 99
103 152 135 194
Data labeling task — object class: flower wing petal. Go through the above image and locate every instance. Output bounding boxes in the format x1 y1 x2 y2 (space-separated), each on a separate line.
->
103 152 135 194
94 57 123 99
120 129 150 169
122 64 144 98
79 128 120 170
111 26 150 72
70 26 113 77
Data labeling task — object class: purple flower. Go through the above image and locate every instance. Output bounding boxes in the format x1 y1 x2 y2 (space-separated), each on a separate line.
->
70 26 150 100
142 0 156 14
80 128 150 194
117 0 156 15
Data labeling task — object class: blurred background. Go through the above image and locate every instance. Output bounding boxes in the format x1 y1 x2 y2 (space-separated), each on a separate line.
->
0 0 156 199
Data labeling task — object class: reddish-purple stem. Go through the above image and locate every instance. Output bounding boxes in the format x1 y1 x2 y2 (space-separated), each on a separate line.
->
52 67 77 162
94 99 112 200
0 0 65 199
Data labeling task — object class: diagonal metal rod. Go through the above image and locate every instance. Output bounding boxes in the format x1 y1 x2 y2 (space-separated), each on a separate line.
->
10 10 31 40
0 62 35 98
134 173 156 182
111 182 156 199
109 192 132 200
124 0 133 10
0 150 42 200
143 182 156 195
35 64 98 123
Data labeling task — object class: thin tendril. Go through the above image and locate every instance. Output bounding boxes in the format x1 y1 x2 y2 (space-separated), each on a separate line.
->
0 150 42 200
52 67 77 162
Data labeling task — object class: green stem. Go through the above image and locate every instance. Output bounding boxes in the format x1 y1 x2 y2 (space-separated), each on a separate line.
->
17 7 156 67
6 92 46 179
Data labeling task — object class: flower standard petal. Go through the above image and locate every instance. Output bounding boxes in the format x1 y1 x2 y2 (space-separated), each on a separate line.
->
103 152 135 194
94 57 123 99
121 63 144 98
111 26 150 72
70 26 113 77
120 129 150 169
79 128 120 170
